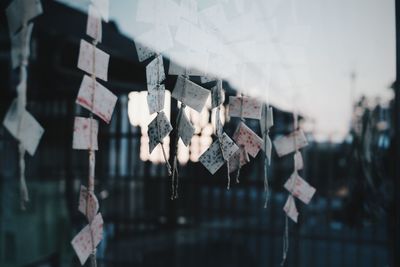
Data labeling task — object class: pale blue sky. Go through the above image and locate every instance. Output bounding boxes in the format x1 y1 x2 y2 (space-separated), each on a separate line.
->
57 0 396 141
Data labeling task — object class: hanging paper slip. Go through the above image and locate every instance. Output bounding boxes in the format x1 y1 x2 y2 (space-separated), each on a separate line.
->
146 55 165 86
229 96 263 120
148 111 173 153
178 111 195 147
273 130 308 157
147 85 165 115
77 39 109 82
211 84 224 109
92 0 109 22
283 195 299 223
136 25 174 54
76 75 117 124
294 151 304 170
233 122 263 158
71 213 104 266
11 23 33 69
86 5 102 42
228 146 249 173
135 42 156 62
78 185 99 222
199 133 239 175
172 76 210 113
284 172 316 205
3 100 44 156
72 117 99 150
6 0 43 36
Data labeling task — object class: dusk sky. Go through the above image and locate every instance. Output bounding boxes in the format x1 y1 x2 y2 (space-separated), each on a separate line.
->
58 0 396 141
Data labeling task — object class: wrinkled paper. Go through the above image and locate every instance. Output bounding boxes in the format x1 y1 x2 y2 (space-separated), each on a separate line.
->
147 111 173 153
72 117 99 150
3 100 44 156
77 39 109 81
172 76 210 113
146 54 165 86
76 75 117 124
233 122 263 158
284 171 316 205
229 96 262 120
78 185 99 222
147 85 165 115
273 130 308 157
178 111 195 147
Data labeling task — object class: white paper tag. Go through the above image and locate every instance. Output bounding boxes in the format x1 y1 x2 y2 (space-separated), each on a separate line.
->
6 0 43 36
228 147 250 173
3 100 44 156
72 117 99 150
284 195 299 223
233 122 263 158
294 151 304 170
91 0 109 22
76 75 117 124
78 185 99 222
178 110 195 147
260 106 274 134
135 42 156 62
172 76 210 113
284 172 316 205
229 96 263 120
136 0 181 26
11 23 33 69
71 213 104 266
211 84 224 109
147 111 173 153
199 133 239 174
147 85 165 115
136 25 174 54
77 39 109 82
146 55 165 86
86 5 102 42
273 130 308 157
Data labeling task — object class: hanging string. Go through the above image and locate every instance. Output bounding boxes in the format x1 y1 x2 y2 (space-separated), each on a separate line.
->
263 110 270 208
154 54 172 177
87 38 98 267
17 23 29 210
235 94 246 184
280 215 289 266
170 73 188 199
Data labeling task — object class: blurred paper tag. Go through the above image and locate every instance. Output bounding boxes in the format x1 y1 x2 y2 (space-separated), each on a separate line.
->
284 172 316 205
260 106 273 133
211 84 224 108
273 130 308 157
147 85 165 115
201 75 217 84
71 213 104 266
228 147 249 173
6 0 43 36
136 0 181 26
73 117 99 150
147 111 172 153
172 76 210 113
233 122 263 158
178 111 195 147
86 5 102 42
78 185 99 222
77 39 109 81
146 55 165 86
3 100 44 156
294 151 304 170
11 23 33 69
76 75 117 124
199 133 238 174
262 135 272 164
229 96 263 120
136 25 174 54
284 195 299 223
92 0 109 22
135 42 156 62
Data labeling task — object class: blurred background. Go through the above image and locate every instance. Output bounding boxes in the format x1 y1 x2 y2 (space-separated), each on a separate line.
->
0 0 399 266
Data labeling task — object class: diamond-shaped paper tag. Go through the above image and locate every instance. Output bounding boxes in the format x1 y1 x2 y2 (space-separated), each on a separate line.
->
72 117 99 150
178 110 195 147
284 171 316 205
78 185 99 222
147 85 165 115
146 54 165 86
273 130 308 157
77 39 109 82
172 76 210 113
284 195 299 223
229 96 262 120
147 111 172 153
233 122 263 158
